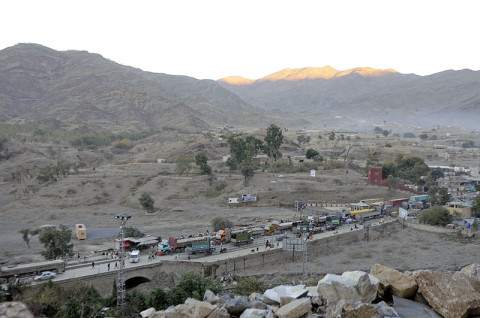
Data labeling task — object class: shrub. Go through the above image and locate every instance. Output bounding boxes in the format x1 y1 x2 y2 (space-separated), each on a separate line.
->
234 277 267 295
212 217 234 232
420 206 452 226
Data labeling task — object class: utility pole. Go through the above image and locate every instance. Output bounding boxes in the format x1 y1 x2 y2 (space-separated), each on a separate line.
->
114 214 131 309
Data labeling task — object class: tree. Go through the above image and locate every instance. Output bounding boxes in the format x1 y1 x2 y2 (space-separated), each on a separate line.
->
19 228 40 249
194 152 212 175
38 225 74 260
403 132 416 138
297 135 311 144
241 166 255 186
419 134 428 140
264 124 283 175
194 152 208 166
473 196 480 218
227 135 263 168
438 188 450 205
420 206 452 226
211 217 234 232
139 193 155 213
305 148 319 160
328 131 335 140
147 287 169 311
121 227 145 238
225 157 238 171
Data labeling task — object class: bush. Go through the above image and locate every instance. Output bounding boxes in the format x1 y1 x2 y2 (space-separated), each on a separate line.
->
420 206 452 226
212 217 234 232
234 277 267 295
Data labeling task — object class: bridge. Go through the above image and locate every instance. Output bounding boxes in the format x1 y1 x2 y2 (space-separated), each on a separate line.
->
27 219 397 297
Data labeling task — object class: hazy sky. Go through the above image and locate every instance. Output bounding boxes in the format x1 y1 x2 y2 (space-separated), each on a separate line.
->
2 0 479 80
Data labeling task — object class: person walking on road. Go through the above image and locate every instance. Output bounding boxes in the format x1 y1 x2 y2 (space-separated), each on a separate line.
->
107 263 110 271
91 261 95 269
114 261 118 269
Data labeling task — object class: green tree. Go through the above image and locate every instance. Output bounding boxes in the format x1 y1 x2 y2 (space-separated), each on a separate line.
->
420 206 452 226
195 152 208 166
56 284 104 318
403 132 416 138
328 131 335 140
127 290 148 314
121 226 145 238
382 161 397 179
38 225 74 260
419 134 428 140
264 124 283 175
139 192 155 213
305 148 319 159
438 188 450 205
225 157 238 171
19 228 40 249
473 196 480 218
147 287 169 311
171 271 222 305
297 135 311 144
241 166 255 186
211 217 234 232
195 152 212 175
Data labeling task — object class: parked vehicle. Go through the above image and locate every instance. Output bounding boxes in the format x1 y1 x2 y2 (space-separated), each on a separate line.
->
326 225 337 231
129 250 140 263
34 271 56 281
213 228 232 245
186 237 216 255
350 209 380 221
155 242 171 255
231 232 253 246
275 234 289 241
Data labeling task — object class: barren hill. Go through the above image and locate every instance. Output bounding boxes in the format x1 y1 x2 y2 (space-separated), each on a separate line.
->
218 67 480 129
0 43 265 132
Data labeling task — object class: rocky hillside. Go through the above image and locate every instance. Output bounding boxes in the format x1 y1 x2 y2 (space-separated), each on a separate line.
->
218 66 480 130
0 44 266 132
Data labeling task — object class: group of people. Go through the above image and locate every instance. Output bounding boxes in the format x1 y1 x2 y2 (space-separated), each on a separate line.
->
91 260 118 273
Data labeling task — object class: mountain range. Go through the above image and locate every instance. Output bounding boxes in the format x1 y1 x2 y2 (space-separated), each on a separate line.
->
1 43 479 132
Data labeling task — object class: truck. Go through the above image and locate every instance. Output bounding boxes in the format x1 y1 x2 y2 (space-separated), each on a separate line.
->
129 250 140 263
167 236 207 253
155 241 172 255
75 224 87 240
230 232 253 246
350 209 380 221
264 223 275 236
186 237 216 255
213 228 232 245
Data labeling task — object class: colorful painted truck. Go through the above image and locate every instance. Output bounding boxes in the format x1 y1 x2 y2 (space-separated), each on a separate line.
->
349 209 380 221
186 237 216 255
230 232 253 246
155 241 171 255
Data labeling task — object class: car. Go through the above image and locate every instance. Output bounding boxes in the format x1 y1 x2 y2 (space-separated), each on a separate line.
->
275 234 289 241
326 225 337 231
34 271 56 281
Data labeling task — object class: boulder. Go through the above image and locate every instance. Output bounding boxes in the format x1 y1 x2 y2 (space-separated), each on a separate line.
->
392 295 440 318
204 290 221 304
263 285 309 305
341 303 378 318
206 307 230 318
370 264 418 298
239 308 274 318
163 303 194 318
459 263 480 278
414 270 480 318
140 307 156 317
0 302 34 318
276 298 312 318
317 271 379 307
280 296 295 307
194 301 216 318
224 296 268 316
375 301 400 318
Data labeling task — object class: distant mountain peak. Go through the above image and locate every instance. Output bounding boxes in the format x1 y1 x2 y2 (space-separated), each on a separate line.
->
219 66 399 85
218 76 255 85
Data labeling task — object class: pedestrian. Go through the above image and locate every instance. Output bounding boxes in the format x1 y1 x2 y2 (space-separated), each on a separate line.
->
114 262 118 269
108 263 110 271
256 247 259 252
91 261 95 269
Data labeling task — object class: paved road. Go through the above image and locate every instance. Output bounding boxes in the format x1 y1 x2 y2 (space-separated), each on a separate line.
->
34 218 395 284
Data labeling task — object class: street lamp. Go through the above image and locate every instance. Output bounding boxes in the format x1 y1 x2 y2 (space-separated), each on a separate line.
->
114 214 131 309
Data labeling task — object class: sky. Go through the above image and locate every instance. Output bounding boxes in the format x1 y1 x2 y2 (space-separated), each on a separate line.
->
2 0 480 80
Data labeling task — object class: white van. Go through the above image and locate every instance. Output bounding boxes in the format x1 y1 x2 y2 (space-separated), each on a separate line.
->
129 250 140 263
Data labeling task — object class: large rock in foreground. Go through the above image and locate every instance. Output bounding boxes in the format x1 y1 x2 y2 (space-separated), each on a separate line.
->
317 271 379 307
414 270 480 318
370 264 418 298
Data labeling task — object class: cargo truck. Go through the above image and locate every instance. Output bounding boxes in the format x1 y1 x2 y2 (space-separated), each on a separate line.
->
186 237 216 255
155 241 172 255
231 232 253 246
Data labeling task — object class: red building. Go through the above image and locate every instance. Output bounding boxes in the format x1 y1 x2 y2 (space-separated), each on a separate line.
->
368 166 385 186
